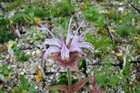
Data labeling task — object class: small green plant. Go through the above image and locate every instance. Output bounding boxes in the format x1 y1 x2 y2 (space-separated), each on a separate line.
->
85 34 114 56
13 5 36 25
11 44 29 62
0 63 13 82
22 28 47 44
75 0 86 2
94 17 105 31
0 64 13 92
11 76 37 93
5 1 25 11
32 7 46 19
0 18 10 31
82 6 100 22
107 10 120 21
94 56 121 89
46 1 75 17
80 1 91 10
0 31 17 43
116 25 134 37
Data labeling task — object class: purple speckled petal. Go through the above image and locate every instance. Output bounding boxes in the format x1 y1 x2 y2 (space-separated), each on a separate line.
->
71 19 85 44
43 46 60 62
77 42 95 53
44 39 61 47
61 44 69 60
74 19 85 37
66 17 73 45
39 22 56 40
69 45 84 54
71 27 93 45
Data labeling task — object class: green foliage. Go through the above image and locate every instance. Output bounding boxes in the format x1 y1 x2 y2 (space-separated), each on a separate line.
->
13 12 26 25
116 25 134 37
0 18 10 31
75 0 87 2
85 34 114 56
0 63 13 76
32 7 46 19
94 17 105 31
11 76 37 93
94 57 121 89
0 91 6 93
5 1 24 11
94 55 136 92
78 59 85 70
82 6 100 22
0 63 13 82
13 5 36 25
50 74 68 86
22 28 47 44
0 0 14 2
55 17 69 29
11 44 29 62
0 31 17 43
107 11 120 21
80 1 91 10
46 1 75 17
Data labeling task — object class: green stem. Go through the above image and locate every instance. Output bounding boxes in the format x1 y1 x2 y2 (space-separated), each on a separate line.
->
67 68 71 93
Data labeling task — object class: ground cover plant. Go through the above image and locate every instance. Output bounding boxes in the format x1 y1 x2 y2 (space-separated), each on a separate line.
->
0 0 140 93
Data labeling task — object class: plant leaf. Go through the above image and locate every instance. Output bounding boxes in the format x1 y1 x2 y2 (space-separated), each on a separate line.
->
71 76 92 92
36 69 42 84
83 86 92 92
21 76 30 90
46 85 69 92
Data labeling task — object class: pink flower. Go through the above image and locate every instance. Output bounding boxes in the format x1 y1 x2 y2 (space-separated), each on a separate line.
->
36 17 97 73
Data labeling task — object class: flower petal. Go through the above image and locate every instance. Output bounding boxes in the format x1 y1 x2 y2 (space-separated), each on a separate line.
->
50 54 87 73
43 46 60 62
35 39 61 49
71 27 93 45
43 39 61 47
69 45 84 55
61 44 69 60
66 16 73 45
39 22 56 39
77 42 95 53
74 19 85 38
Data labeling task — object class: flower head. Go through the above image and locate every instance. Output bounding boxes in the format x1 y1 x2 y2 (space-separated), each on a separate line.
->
37 17 97 73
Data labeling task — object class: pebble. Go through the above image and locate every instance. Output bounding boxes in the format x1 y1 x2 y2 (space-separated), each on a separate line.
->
0 1 139 92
